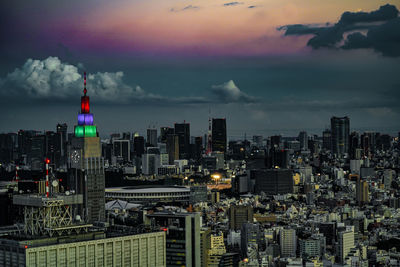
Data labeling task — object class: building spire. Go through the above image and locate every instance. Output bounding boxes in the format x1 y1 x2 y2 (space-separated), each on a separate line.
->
83 72 87 96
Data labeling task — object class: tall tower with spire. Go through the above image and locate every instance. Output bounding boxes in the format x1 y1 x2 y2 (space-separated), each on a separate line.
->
68 72 105 223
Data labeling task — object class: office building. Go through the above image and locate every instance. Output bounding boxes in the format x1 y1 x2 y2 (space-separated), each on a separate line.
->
112 139 130 162
229 205 253 230
298 131 308 151
56 123 68 167
322 129 332 151
200 228 211 267
142 147 161 175
166 134 179 164
331 116 350 157
146 212 201 267
337 226 355 264
133 136 145 157
270 135 281 148
356 177 369 205
174 122 190 159
212 118 227 154
253 169 293 195
160 127 174 143
29 134 45 170
241 223 262 257
280 228 297 258
299 238 323 258
147 128 158 147
267 148 289 168
208 232 226 267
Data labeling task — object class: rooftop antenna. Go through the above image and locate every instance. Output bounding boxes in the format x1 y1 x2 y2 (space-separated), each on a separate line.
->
83 72 87 96
206 108 212 155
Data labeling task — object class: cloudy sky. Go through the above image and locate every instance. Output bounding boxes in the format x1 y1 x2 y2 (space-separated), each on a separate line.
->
0 0 399 138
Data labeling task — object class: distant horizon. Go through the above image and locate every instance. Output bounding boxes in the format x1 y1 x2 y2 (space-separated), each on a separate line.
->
3 125 398 141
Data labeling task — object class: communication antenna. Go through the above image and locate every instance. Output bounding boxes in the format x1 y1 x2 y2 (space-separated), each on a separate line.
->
206 108 212 155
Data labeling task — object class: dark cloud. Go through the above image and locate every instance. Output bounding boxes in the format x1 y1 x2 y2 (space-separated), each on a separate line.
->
223 2 243 7
248 6 257 9
344 17 400 57
279 4 400 56
339 4 398 24
170 5 199 12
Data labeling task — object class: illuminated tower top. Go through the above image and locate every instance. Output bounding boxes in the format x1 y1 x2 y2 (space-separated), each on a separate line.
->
74 72 98 137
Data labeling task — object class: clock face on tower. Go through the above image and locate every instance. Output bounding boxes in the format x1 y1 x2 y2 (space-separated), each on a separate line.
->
71 150 81 166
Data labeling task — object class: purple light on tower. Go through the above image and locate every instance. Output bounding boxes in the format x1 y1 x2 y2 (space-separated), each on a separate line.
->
78 113 94 125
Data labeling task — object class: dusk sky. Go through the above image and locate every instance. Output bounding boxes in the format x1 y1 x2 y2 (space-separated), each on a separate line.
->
0 0 399 138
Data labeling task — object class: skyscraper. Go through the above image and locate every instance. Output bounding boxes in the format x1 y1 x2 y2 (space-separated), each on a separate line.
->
68 72 105 223
160 126 174 143
229 205 254 230
298 131 308 151
331 116 350 157
280 228 297 258
337 226 355 264
146 212 201 267
253 169 293 195
133 135 145 157
174 122 190 159
166 134 179 164
56 123 68 167
212 118 227 154
322 129 332 151
147 128 158 147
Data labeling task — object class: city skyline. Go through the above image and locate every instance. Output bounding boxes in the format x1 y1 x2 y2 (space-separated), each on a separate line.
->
0 1 399 137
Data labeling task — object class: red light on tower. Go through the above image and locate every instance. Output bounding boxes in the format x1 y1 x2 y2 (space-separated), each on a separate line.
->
81 71 90 113
45 158 50 164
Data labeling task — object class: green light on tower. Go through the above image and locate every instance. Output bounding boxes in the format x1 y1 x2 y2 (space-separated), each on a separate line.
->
75 126 84 137
84 125 97 137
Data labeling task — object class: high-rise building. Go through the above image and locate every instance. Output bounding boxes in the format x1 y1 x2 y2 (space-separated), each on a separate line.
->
67 72 105 223
142 147 161 175
200 228 212 267
253 169 293 195
208 232 226 267
267 148 289 168
299 237 324 258
298 131 308 151
29 134 45 170
112 139 130 162
133 136 145 157
331 116 350 157
212 118 227 154
56 123 68 167
146 212 201 267
356 176 369 205
160 127 174 143
280 228 297 258
241 223 262 258
147 128 158 147
45 131 58 167
270 135 281 149
166 134 179 164
337 226 355 264
228 205 253 230
174 122 190 159
349 131 359 159
322 129 332 151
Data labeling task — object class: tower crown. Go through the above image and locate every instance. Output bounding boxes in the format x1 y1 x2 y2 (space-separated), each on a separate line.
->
74 72 97 137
